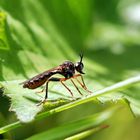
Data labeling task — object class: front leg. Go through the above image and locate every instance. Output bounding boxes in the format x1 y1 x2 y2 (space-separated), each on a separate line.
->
73 74 92 93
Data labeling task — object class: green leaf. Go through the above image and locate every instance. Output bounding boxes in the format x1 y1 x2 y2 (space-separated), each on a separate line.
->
0 1 140 139
0 12 9 50
0 80 43 123
0 80 73 123
123 86 140 117
0 0 89 123
26 107 115 140
0 75 140 133
65 125 109 140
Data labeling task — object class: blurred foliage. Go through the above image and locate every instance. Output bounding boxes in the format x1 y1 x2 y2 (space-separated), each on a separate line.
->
0 0 140 139
27 108 115 140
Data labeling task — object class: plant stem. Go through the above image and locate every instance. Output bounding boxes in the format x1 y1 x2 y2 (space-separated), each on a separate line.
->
0 75 140 134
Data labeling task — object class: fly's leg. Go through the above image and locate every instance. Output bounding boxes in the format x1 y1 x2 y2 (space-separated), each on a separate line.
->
73 74 92 93
36 86 45 94
59 78 74 97
70 79 83 95
76 77 92 93
37 77 74 106
37 81 49 106
35 87 45 99
37 78 59 106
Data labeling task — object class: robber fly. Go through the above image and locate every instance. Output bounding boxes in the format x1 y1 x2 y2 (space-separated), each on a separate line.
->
20 54 91 105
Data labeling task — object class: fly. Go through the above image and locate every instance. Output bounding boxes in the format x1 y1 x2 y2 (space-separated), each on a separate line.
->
20 54 91 105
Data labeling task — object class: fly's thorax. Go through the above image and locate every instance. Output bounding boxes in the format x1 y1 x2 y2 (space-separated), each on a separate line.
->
61 61 75 78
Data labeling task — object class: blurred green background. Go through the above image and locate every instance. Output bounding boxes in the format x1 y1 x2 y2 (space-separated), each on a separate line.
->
0 0 140 139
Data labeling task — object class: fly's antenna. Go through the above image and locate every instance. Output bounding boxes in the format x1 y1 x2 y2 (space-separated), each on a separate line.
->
79 52 83 63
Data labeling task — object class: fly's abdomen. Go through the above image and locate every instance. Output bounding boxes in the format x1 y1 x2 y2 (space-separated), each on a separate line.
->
22 73 52 89
21 67 61 89
23 78 47 89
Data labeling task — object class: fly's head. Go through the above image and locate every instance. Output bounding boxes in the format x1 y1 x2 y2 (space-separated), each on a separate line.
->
75 53 85 74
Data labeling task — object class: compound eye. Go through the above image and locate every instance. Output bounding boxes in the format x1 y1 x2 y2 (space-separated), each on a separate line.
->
78 62 83 70
75 62 84 72
80 63 84 69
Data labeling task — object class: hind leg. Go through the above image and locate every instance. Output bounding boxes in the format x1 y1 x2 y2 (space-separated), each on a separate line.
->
37 77 71 105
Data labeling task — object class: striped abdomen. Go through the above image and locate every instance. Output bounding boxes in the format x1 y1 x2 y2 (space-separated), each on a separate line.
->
22 70 59 89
